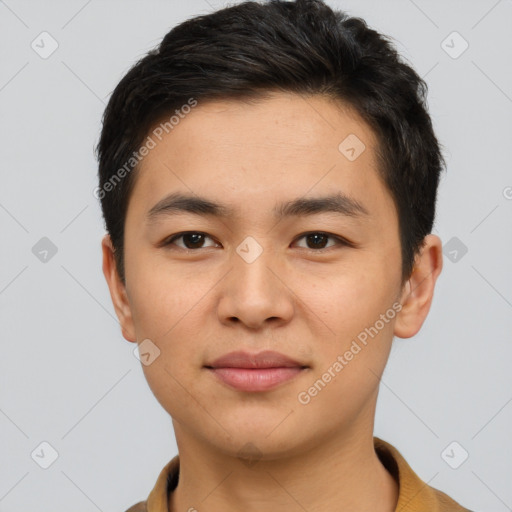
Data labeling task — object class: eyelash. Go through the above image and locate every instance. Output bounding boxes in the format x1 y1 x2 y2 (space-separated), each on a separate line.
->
161 231 354 252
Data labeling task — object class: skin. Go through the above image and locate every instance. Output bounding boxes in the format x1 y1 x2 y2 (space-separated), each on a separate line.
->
102 92 443 512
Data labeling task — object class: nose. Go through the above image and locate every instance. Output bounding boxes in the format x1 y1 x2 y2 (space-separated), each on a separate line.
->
216 245 295 330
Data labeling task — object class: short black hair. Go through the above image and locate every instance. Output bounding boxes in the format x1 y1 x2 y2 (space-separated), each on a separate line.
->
95 0 445 285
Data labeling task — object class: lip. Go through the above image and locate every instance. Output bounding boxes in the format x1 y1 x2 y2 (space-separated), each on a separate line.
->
205 350 308 392
206 350 305 369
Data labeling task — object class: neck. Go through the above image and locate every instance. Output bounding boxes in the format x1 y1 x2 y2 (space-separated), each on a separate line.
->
169 424 398 512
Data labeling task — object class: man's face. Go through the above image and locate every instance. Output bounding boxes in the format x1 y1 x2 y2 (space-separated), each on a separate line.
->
118 92 406 458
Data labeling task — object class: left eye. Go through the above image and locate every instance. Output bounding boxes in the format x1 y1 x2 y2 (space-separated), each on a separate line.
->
162 231 348 251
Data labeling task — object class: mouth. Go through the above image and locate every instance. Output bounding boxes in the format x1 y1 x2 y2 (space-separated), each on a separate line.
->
204 350 309 392
206 367 307 392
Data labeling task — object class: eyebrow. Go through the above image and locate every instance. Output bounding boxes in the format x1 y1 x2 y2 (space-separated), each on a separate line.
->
146 191 370 223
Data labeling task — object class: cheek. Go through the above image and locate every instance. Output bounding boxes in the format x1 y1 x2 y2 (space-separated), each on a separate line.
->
126 257 219 395
125 246 209 339
299 261 391 336
301 259 398 377
130 265 212 418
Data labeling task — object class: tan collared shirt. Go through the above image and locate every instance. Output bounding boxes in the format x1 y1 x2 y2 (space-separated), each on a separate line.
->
125 437 474 512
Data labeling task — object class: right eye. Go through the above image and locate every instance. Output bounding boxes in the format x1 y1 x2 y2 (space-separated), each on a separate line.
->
162 231 220 250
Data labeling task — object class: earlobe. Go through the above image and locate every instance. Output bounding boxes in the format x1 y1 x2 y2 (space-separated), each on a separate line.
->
101 234 137 343
393 234 443 339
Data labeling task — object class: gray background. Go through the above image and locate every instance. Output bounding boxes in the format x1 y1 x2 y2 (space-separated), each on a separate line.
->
1 0 511 510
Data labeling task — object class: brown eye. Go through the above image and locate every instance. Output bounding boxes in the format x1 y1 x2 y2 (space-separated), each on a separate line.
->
305 233 329 249
294 232 346 250
164 232 218 250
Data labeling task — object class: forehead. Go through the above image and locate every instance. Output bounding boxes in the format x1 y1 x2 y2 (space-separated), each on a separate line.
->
129 92 394 223
145 93 378 161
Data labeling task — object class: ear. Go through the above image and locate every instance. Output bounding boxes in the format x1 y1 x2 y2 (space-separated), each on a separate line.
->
101 234 137 342
393 234 443 339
